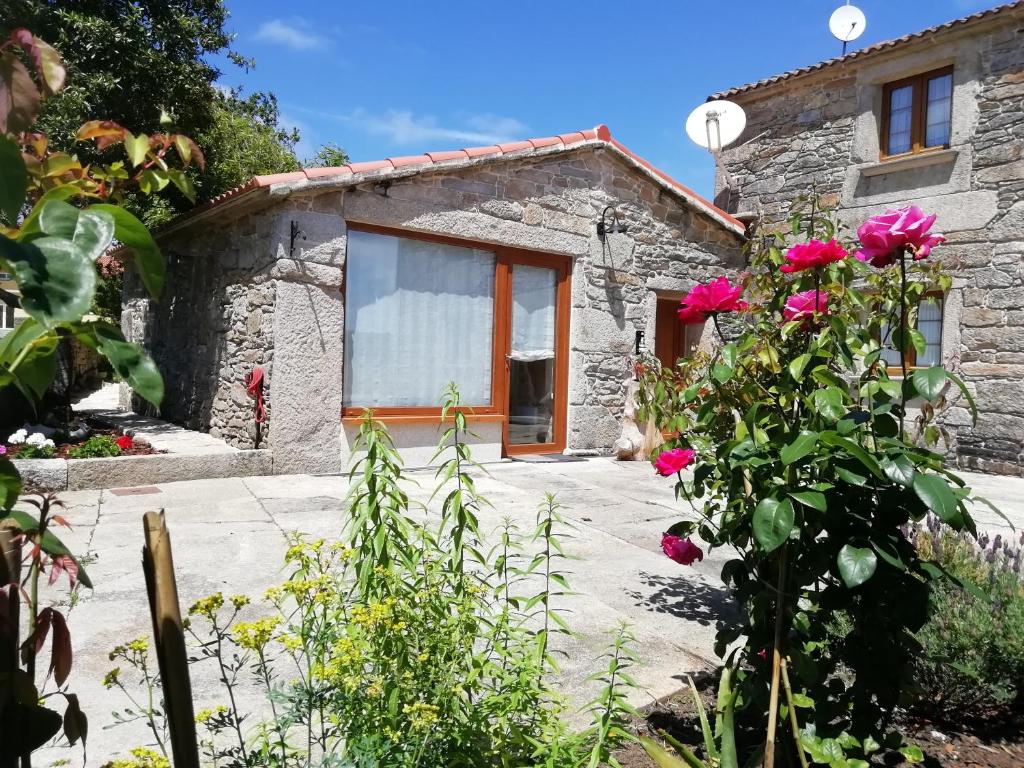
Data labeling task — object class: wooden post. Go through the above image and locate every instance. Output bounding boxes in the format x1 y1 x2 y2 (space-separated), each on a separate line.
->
142 511 200 768
0 526 21 768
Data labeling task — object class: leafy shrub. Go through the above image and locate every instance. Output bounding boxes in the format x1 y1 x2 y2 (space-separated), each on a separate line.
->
105 387 638 767
637 198 992 766
68 434 122 459
913 518 1024 711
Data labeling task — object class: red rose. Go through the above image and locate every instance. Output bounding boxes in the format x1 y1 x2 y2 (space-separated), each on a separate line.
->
661 533 704 566
115 435 133 450
780 239 848 273
654 447 696 477
683 276 748 314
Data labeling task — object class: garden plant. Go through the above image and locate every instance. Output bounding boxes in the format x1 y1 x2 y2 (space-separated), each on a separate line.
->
103 388 640 768
0 27 185 765
638 198 1003 767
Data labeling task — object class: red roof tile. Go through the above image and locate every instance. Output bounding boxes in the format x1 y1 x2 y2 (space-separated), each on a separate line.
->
709 1 1022 100
165 123 745 236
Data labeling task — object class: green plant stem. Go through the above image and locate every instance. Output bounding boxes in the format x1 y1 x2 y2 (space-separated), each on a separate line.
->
898 249 909 440
763 543 789 768
780 658 809 768
211 617 249 765
139 653 169 758
256 649 287 766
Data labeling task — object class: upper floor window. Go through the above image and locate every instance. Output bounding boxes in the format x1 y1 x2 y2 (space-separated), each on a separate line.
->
881 66 953 158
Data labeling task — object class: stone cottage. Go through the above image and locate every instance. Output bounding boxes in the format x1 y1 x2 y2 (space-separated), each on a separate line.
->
121 125 745 474
710 1 1024 476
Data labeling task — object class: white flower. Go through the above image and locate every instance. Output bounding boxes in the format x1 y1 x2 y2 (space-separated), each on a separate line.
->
25 432 48 447
7 429 27 445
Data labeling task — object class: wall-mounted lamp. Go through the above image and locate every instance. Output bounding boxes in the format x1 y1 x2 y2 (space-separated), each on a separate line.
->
596 205 628 241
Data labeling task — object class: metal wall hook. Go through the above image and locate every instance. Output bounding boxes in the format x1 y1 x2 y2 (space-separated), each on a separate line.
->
289 221 306 258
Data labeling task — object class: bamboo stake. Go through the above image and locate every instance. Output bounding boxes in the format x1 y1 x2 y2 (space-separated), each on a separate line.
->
763 544 788 768
142 511 200 768
0 526 21 768
781 657 810 768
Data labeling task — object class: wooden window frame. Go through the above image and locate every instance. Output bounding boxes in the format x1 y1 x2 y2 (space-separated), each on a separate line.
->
882 292 944 377
340 222 571 455
879 65 954 160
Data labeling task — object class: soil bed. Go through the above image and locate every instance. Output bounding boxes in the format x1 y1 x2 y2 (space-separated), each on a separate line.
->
612 684 1024 768
5 418 163 460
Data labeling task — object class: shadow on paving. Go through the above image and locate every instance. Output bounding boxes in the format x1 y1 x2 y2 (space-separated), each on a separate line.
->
627 571 742 633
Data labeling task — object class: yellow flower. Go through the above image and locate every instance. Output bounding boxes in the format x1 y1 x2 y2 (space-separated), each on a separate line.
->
403 701 440 730
231 616 281 651
188 593 224 619
127 637 148 654
195 705 228 724
230 594 250 610
102 668 121 688
101 746 170 768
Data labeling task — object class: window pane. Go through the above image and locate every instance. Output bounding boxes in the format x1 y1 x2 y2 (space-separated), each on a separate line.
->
879 298 943 370
344 230 496 407
917 299 943 367
925 73 952 147
508 265 557 446
887 84 914 155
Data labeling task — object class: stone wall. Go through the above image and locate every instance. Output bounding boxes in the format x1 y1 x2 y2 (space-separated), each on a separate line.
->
714 14 1024 475
125 143 743 472
122 213 279 448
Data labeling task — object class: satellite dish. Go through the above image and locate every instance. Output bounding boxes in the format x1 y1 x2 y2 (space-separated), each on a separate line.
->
829 4 866 44
685 100 747 153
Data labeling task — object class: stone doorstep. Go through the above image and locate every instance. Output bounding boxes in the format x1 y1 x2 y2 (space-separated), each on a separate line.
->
13 450 273 492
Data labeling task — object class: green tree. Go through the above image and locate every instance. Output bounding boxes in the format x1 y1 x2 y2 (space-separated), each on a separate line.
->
308 141 350 168
1 0 306 225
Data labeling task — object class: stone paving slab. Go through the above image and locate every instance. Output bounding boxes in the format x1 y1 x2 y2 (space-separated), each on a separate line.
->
34 459 1024 765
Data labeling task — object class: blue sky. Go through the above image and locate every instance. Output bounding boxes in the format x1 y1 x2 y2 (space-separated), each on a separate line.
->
213 0 996 197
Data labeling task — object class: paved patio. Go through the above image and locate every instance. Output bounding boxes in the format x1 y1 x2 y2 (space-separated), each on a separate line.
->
37 458 1024 764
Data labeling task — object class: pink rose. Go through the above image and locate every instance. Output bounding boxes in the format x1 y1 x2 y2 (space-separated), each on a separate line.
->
654 447 696 476
683 277 748 315
783 289 829 323
676 303 707 325
661 533 704 566
780 239 848 273
854 206 946 267
0 445 6 456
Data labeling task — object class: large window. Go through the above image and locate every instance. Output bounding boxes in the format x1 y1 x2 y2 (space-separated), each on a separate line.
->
343 229 496 408
880 295 943 372
881 67 953 158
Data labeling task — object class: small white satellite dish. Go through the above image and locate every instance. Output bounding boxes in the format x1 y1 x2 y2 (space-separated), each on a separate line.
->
685 100 747 153
829 4 866 44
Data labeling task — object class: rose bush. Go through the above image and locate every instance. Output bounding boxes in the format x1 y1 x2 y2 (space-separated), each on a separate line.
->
638 197 996 767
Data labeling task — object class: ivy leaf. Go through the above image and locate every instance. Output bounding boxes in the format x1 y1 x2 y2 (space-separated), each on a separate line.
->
788 353 811 381
753 497 794 553
880 454 916 487
90 204 164 298
37 200 115 262
789 490 826 511
123 131 150 167
0 458 21 512
0 134 27 223
837 545 877 588
0 52 41 133
912 366 947 401
781 430 819 466
944 370 977 425
0 235 96 327
88 322 163 407
913 473 959 523
813 387 846 421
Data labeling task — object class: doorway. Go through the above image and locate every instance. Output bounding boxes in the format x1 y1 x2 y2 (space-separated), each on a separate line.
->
497 252 570 456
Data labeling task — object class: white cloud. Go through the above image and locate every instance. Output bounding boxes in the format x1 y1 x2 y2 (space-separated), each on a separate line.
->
292 107 528 146
254 19 327 51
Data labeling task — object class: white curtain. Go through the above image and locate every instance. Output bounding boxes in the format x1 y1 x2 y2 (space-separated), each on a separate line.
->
344 230 495 407
510 265 556 362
